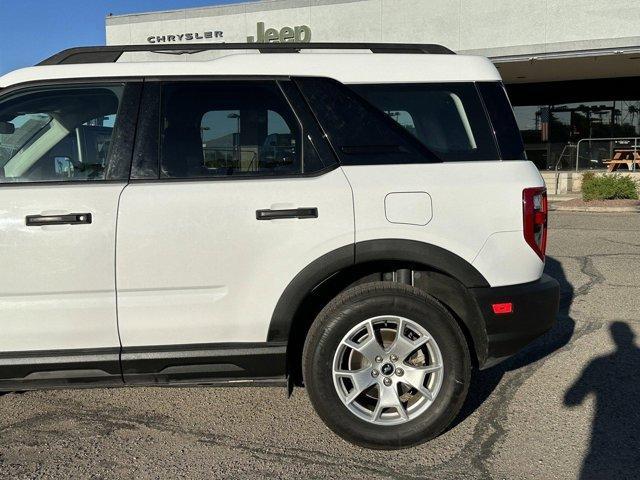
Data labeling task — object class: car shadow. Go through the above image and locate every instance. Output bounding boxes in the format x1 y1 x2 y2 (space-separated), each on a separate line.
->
564 321 640 479
452 256 576 427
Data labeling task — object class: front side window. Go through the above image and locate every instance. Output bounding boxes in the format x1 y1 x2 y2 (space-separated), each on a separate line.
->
160 82 303 178
0 85 124 183
350 83 500 162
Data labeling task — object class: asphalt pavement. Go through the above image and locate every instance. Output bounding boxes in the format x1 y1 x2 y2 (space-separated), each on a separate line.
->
1 211 639 479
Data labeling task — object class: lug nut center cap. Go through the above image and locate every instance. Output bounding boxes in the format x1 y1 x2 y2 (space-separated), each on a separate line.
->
380 363 394 376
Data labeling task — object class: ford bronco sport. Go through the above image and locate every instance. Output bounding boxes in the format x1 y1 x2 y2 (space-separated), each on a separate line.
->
0 43 559 449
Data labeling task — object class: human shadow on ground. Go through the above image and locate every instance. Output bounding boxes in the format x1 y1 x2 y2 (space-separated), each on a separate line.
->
452 256 576 427
564 321 640 479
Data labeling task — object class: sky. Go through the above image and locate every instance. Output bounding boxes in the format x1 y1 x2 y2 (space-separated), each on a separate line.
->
0 0 246 75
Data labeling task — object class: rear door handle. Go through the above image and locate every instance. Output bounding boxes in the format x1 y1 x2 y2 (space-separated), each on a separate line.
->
256 207 318 220
26 213 92 227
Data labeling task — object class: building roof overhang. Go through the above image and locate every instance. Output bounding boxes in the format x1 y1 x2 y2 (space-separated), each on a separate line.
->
494 46 640 84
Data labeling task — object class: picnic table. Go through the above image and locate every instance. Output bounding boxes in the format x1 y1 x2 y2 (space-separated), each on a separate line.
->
603 149 640 172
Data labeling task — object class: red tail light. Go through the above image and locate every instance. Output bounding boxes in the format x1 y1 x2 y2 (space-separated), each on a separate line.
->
523 187 548 260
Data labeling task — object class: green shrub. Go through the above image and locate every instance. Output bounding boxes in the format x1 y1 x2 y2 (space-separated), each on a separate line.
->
582 171 595 185
581 173 638 201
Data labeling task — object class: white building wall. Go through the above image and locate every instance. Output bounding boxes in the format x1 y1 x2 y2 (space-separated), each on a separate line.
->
380 0 458 47
106 0 640 59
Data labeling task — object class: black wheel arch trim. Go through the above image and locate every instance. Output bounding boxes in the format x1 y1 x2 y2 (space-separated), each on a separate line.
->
267 239 490 355
354 239 489 288
268 243 355 342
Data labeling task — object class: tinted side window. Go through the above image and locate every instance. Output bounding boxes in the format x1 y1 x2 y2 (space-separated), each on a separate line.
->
477 82 526 160
294 77 440 166
130 82 161 180
278 80 337 173
0 85 127 183
160 82 303 178
350 82 499 162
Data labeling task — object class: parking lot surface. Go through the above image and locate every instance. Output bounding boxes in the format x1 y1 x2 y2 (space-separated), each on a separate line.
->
1 211 639 479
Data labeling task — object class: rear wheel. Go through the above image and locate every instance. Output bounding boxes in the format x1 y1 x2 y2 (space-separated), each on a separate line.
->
303 281 470 449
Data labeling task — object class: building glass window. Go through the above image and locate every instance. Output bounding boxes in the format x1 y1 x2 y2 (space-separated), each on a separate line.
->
514 101 640 170
509 77 640 171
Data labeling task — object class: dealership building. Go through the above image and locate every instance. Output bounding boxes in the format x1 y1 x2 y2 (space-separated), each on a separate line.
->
106 0 640 191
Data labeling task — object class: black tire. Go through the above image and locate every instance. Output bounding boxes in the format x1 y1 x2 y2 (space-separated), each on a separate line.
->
302 281 471 449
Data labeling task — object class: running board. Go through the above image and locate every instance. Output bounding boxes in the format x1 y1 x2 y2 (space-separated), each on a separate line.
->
0 343 287 392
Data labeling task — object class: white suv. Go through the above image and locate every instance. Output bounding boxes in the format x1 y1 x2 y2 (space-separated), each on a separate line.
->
0 43 559 449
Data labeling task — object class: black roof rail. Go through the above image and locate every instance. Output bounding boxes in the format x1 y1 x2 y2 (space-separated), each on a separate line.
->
37 42 455 66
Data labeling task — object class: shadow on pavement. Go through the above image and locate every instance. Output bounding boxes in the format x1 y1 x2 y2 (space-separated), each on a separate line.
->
564 321 640 479
453 256 576 427
453 255 640 479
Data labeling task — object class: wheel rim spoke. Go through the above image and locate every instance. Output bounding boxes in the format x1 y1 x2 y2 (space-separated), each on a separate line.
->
335 368 375 404
342 320 386 362
401 364 441 402
372 384 407 421
422 363 443 374
391 325 430 362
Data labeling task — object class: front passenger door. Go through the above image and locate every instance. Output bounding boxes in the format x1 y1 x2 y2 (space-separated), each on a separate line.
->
0 82 140 387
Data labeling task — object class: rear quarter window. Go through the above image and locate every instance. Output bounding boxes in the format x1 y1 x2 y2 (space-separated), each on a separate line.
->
350 82 499 162
477 82 526 160
294 77 440 166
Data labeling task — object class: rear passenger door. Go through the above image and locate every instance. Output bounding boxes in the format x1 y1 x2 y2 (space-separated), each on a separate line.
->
115 80 354 381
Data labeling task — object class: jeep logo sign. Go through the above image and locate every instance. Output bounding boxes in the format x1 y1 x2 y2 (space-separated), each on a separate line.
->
247 22 311 43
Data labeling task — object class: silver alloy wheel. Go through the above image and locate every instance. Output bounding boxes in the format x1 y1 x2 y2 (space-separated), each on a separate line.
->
332 315 444 425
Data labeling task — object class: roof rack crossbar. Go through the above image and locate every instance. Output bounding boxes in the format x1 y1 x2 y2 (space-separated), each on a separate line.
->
38 42 454 66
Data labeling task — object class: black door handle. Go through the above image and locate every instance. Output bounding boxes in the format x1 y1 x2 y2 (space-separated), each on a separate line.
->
256 207 318 220
26 213 92 226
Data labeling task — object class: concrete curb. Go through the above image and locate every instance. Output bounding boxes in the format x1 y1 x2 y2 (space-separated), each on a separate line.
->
547 195 581 202
550 204 640 213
